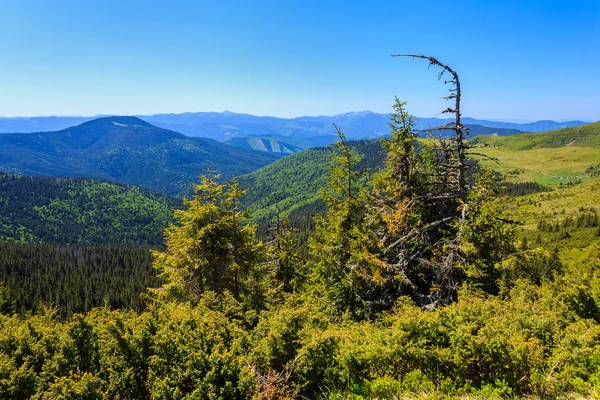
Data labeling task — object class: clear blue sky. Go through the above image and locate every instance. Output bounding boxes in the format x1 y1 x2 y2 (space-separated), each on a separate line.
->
0 0 598 120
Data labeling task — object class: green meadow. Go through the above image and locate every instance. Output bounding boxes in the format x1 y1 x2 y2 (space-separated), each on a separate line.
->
469 123 600 263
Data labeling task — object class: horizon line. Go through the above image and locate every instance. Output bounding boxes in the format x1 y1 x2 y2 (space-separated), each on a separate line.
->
0 111 595 124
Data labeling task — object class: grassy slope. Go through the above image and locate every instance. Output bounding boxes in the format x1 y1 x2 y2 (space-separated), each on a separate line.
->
470 121 600 150
468 122 600 256
470 121 600 185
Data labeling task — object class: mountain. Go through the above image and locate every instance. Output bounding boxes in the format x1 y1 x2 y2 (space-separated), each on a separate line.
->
0 116 281 195
224 135 340 154
2 112 589 141
463 124 523 136
0 173 179 245
415 117 587 135
225 136 311 154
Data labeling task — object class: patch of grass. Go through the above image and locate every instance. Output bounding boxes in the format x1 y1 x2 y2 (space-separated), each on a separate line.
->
472 146 598 186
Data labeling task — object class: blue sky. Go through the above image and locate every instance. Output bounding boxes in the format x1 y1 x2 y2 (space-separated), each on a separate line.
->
0 0 598 120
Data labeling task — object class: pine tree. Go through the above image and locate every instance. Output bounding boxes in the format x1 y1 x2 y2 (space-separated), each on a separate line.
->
266 195 303 295
313 98 517 314
150 170 265 304
309 127 383 319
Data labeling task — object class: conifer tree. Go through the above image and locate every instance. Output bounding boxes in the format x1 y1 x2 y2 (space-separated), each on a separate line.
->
266 195 303 295
309 127 383 319
311 97 518 316
150 170 265 304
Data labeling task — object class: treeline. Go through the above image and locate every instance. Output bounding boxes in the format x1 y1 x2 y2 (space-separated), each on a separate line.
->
538 211 600 232
0 243 159 316
0 173 178 245
503 181 548 196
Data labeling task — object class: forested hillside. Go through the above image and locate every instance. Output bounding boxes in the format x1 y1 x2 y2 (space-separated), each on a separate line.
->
0 174 179 245
0 116 281 195
239 139 386 222
0 243 157 316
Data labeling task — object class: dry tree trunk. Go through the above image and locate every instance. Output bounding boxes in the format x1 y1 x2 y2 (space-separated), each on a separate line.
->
391 54 467 199
390 54 469 307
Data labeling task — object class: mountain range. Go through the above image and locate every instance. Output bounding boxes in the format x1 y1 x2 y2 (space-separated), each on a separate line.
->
0 112 591 155
0 116 280 195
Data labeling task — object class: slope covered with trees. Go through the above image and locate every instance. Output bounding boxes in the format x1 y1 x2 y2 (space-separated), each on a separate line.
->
0 243 157 316
0 116 281 195
238 139 386 222
0 174 179 245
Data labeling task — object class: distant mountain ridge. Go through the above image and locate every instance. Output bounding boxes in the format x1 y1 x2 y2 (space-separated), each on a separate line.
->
1 111 589 138
0 116 280 195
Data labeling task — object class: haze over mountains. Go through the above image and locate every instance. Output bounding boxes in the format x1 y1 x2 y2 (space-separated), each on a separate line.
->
0 111 590 154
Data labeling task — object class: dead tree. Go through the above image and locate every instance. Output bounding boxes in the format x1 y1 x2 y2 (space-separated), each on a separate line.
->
391 54 467 198
383 54 472 307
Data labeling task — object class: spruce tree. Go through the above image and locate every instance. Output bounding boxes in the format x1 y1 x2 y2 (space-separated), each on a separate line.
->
150 170 265 304
309 127 383 319
266 195 304 296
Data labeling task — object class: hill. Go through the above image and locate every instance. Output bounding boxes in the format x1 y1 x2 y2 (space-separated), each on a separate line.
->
0 116 281 195
0 173 179 245
464 121 600 253
468 122 600 186
469 121 600 150
463 124 523 136
239 140 386 222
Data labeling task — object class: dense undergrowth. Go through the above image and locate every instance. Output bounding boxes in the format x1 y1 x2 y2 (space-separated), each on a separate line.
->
2 266 600 398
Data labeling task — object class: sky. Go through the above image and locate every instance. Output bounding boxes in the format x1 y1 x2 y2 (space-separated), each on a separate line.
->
0 0 599 121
